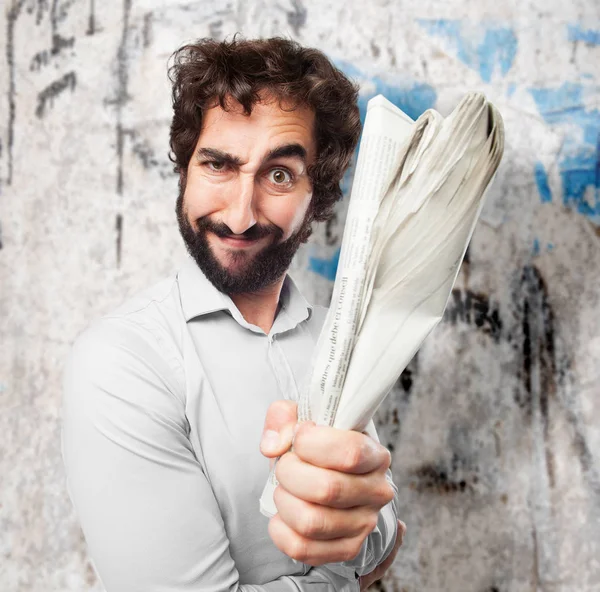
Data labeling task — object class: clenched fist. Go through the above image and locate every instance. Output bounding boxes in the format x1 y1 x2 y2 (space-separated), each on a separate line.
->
260 400 396 567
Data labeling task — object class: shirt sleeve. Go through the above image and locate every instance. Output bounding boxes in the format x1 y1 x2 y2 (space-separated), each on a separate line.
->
61 318 357 592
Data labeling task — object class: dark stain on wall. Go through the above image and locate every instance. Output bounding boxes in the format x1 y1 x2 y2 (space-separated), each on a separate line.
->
516 265 555 419
30 33 75 71
209 19 223 39
142 12 153 47
375 355 418 452
514 265 600 495
443 288 503 342
287 0 307 35
397 364 414 395
513 265 556 486
5 1 25 186
410 452 479 494
36 71 77 118
115 0 133 196
517 265 558 494
6 0 79 183
115 214 123 267
462 244 471 286
124 129 172 178
87 0 97 35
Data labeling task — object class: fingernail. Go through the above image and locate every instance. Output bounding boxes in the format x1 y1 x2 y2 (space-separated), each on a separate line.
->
261 430 280 453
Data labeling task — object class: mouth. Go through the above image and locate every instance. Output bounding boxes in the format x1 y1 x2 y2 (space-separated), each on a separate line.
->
214 233 266 249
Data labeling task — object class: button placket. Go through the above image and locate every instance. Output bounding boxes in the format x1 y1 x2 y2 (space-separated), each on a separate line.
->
267 335 300 402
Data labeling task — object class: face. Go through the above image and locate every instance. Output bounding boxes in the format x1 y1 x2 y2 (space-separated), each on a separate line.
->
177 95 317 295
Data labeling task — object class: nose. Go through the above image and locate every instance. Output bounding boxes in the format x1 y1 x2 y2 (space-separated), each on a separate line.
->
220 176 258 235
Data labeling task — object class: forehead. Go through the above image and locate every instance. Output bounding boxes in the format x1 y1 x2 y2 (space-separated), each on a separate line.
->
198 96 316 159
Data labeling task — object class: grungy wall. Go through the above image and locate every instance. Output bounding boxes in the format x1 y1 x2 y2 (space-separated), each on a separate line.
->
1 1 599 591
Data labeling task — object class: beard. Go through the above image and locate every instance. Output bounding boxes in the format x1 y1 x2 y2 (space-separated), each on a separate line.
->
176 189 313 295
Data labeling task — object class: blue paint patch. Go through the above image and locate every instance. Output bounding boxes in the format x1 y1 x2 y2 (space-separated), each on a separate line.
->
530 82 600 225
534 161 552 203
417 19 517 83
532 239 555 256
336 62 437 124
568 24 600 46
309 248 341 281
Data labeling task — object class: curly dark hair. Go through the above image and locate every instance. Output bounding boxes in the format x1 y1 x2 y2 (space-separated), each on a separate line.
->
168 36 361 223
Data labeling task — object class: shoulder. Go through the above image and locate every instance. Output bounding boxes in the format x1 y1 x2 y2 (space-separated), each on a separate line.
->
65 273 187 407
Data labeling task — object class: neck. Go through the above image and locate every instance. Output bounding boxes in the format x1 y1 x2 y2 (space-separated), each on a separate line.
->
229 277 285 334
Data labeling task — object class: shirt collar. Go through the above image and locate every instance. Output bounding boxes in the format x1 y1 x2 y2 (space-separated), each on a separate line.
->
176 257 313 331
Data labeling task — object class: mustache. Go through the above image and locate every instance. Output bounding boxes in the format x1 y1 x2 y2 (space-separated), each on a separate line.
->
194 217 283 242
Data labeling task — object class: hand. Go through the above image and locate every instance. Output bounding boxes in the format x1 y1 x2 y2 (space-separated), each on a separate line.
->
260 401 395 567
358 519 406 590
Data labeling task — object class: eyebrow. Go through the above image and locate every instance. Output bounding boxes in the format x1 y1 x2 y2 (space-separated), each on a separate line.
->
195 147 242 166
265 143 307 163
195 143 307 167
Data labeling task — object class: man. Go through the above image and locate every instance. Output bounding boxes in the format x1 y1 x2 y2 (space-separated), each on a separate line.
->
62 37 405 591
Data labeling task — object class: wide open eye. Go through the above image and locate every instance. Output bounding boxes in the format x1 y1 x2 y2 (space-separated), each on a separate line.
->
267 168 292 184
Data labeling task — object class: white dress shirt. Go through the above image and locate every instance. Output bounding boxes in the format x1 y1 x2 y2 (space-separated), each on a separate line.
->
61 256 398 591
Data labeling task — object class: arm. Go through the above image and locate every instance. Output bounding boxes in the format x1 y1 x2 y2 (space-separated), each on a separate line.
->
61 319 356 592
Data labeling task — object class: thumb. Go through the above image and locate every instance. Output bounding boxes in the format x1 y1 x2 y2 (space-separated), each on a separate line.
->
260 400 298 458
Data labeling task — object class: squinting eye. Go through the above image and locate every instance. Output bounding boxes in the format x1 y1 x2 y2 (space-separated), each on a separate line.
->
268 168 292 184
207 161 226 171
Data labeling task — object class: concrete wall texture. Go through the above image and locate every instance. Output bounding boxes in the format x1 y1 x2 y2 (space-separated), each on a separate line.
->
1 1 599 590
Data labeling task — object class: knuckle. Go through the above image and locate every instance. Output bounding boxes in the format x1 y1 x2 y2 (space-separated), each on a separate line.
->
364 513 378 535
381 448 392 470
384 482 396 503
299 509 326 538
288 537 310 563
342 539 364 562
265 400 297 428
274 451 294 481
342 443 365 472
377 481 395 505
291 431 309 459
273 460 284 484
319 477 343 505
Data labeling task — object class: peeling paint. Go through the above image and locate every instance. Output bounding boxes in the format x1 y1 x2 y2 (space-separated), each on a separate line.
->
418 19 518 82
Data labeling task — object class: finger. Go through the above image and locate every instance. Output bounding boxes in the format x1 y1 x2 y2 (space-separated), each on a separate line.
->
260 400 298 458
398 519 407 544
293 423 391 475
373 519 405 575
268 513 366 566
273 484 378 541
385 520 405 565
276 451 395 509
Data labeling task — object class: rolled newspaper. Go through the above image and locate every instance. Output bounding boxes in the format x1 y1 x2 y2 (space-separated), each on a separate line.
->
260 92 504 518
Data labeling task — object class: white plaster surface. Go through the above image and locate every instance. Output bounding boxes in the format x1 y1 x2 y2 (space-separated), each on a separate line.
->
1 1 599 590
